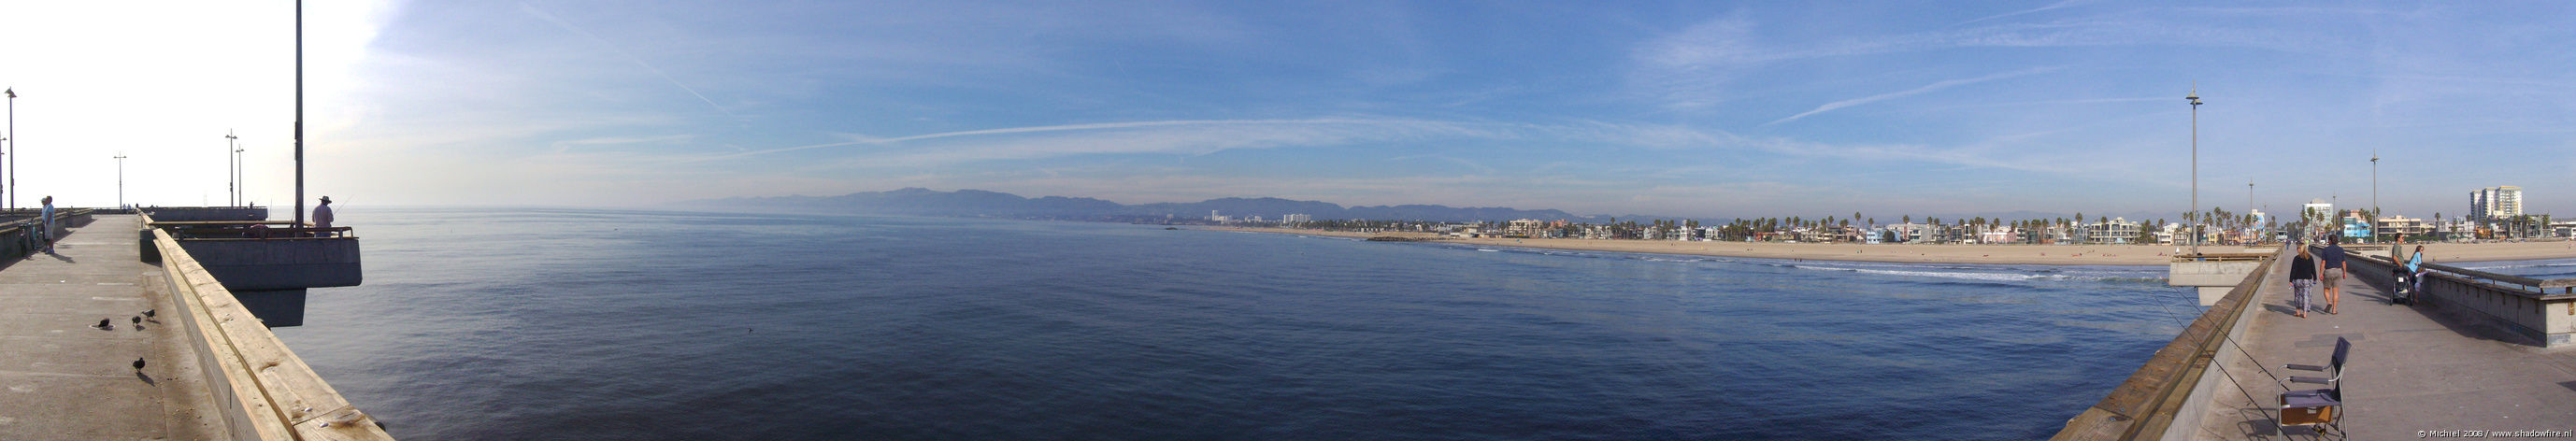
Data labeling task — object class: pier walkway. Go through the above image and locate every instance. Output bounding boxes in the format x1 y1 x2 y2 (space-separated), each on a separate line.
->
0 214 220 438
2184 250 2576 439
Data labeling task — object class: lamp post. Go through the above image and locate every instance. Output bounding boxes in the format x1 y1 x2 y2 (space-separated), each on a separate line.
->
293 0 308 228
226 130 238 206
2186 85 2202 255
235 143 246 206
2370 150 2380 243
7 87 15 210
113 153 127 208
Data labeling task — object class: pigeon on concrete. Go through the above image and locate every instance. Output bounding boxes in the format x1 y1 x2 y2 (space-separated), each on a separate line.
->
142 309 155 319
94 319 113 331
134 358 146 371
132 316 141 325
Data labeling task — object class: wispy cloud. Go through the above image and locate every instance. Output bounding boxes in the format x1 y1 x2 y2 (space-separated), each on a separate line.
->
1767 67 2059 125
681 118 1501 164
549 134 693 153
1953 0 2091 26
1390 154 1497 175
519 2 736 119
1633 9 2352 109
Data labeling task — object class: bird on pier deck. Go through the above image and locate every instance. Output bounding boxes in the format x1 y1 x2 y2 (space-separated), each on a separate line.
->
142 309 155 319
134 358 146 371
94 319 113 331
132 316 141 325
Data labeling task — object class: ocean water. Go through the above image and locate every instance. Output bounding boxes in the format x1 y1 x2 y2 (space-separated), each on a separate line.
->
275 208 2203 440
2458 256 2576 280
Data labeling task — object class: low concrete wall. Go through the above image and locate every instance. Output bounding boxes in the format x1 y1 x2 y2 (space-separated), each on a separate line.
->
175 238 364 291
2158 247 2289 441
2054 246 2283 440
2347 253 2576 348
151 225 391 438
2171 260 2263 306
2 209 96 261
140 206 269 222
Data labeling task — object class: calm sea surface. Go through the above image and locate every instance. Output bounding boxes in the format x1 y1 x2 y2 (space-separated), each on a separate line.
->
276 207 2206 440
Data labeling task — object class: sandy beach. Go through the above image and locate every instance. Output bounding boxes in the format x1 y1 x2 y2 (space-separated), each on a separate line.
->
1210 227 2576 266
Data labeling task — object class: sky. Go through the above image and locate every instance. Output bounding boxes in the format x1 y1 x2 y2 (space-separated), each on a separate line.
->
3 1 2572 220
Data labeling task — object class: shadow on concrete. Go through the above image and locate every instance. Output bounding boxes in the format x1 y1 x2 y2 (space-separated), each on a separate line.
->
2225 408 2339 440
136 371 156 387
46 252 75 263
2410 299 2538 347
2263 304 2314 317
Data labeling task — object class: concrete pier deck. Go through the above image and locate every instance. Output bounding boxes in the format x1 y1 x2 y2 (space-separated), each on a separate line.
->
2186 253 2576 439
0 214 220 438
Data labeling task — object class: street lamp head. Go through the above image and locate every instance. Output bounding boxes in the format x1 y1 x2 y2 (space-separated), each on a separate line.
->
5 88 13 98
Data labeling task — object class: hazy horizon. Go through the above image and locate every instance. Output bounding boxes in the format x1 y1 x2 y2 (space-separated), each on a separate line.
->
4 1 2572 220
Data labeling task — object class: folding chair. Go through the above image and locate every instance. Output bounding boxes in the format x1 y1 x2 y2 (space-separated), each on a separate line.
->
2276 337 2350 436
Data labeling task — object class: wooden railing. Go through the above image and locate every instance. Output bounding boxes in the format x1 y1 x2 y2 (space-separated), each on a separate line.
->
2054 246 2283 440
150 220 393 439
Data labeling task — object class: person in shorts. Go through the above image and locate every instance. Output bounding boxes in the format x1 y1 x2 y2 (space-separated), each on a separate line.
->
2290 245 2318 318
2319 236 2348 314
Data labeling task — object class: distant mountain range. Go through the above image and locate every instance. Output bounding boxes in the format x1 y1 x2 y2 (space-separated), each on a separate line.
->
701 188 1611 223
698 188 2188 225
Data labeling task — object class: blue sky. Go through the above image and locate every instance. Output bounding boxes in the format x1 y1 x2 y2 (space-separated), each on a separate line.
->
6 1 2572 220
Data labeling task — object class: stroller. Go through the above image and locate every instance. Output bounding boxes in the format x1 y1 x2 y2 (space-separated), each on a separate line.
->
2390 267 2424 306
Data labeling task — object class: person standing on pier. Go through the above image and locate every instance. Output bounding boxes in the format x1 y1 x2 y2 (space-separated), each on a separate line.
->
2290 245 2318 319
311 196 336 237
37 195 55 254
2320 236 2348 314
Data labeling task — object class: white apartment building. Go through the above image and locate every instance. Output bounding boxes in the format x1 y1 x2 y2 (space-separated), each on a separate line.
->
2076 217 2141 244
2471 185 2524 224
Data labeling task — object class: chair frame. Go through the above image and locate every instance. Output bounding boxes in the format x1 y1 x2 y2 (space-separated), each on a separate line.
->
2275 337 2350 436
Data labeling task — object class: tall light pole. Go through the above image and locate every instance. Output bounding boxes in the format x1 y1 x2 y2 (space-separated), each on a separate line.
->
225 130 238 206
2370 150 2380 242
2187 85 2202 255
235 143 246 206
113 153 127 208
7 87 15 210
294 0 308 228
2249 180 2255 243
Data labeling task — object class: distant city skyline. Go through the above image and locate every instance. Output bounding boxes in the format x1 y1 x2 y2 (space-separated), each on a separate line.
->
3 1 2572 219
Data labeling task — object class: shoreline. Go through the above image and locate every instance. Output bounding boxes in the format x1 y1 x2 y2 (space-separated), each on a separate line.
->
1206 227 2576 266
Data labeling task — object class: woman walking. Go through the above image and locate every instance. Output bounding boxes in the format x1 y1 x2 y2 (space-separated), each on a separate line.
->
2290 245 2319 319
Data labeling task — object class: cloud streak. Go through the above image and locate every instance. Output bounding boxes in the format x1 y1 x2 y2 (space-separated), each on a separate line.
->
1767 67 2059 125
680 118 1496 163
519 2 737 119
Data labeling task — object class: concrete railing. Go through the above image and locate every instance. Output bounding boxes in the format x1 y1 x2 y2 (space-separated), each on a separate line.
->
2346 251 2576 348
2 208 95 260
150 222 392 439
2054 245 2283 440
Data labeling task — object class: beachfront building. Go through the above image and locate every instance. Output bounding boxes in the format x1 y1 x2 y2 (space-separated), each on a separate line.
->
2300 199 2336 238
2471 185 2524 226
1980 226 2018 245
1282 214 1312 224
1505 219 1546 238
2072 218 2141 244
2340 210 2373 241
2376 215 2431 239
1885 222 1934 244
